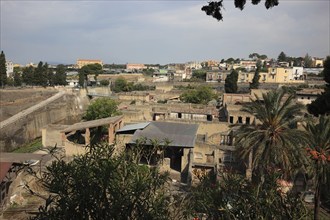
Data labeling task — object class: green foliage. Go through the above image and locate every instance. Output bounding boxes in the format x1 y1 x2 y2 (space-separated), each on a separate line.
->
0 51 7 87
28 144 171 220
234 89 307 179
54 64 67 86
34 62 48 87
112 77 128 92
12 138 42 153
202 0 279 21
22 66 34 85
174 84 196 90
304 53 313 68
78 63 103 87
192 70 207 81
103 63 126 69
188 172 310 219
112 77 155 93
304 116 330 218
278 51 288 62
308 56 330 116
83 98 121 121
128 138 169 166
99 79 110 86
250 61 261 90
250 71 260 89
249 53 268 60
142 68 155 76
224 70 238 93
21 62 56 87
180 85 217 104
13 67 22 87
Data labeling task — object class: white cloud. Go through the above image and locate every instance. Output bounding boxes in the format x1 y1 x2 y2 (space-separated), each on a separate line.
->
1 1 329 64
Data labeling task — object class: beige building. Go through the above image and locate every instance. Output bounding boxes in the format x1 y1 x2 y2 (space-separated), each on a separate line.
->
76 59 103 69
239 60 257 71
126 63 146 71
296 89 323 105
266 67 306 83
312 58 324 67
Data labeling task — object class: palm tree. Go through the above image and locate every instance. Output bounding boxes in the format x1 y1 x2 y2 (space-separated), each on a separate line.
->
304 115 330 220
234 89 307 181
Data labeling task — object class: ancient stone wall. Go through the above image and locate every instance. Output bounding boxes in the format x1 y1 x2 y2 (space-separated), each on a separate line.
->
0 91 89 152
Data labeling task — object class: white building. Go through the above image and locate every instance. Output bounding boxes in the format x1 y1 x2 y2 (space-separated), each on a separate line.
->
289 67 304 80
185 61 202 70
6 61 14 77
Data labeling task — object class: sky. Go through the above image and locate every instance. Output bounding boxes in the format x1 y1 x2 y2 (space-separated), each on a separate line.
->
1 0 329 65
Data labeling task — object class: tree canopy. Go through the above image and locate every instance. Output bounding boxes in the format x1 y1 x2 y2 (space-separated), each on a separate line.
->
111 77 155 93
277 51 288 62
249 53 267 60
54 64 67 86
304 116 330 220
202 0 279 21
19 62 67 87
188 172 309 219
27 144 172 220
83 98 121 121
234 89 306 179
0 51 7 87
191 69 207 81
180 85 217 104
249 61 261 90
224 69 238 93
78 63 103 87
308 56 330 116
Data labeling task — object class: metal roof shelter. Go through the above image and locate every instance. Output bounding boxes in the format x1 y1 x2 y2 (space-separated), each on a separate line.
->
61 116 123 133
129 121 199 148
116 122 150 133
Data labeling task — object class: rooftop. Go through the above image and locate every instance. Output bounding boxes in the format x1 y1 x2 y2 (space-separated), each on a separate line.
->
61 116 123 133
129 121 199 148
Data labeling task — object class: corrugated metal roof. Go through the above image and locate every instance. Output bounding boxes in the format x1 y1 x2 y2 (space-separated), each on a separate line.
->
129 121 199 148
116 122 150 133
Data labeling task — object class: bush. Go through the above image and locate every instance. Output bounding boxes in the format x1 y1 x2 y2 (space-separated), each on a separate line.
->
99 79 109 86
84 98 121 121
180 86 217 104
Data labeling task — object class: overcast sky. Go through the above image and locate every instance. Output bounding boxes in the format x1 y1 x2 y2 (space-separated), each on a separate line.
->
1 0 329 65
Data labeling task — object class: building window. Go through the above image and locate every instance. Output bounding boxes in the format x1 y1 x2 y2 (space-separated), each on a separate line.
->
223 151 236 163
207 114 212 121
178 113 182 119
229 116 234 124
238 116 243 124
246 117 250 125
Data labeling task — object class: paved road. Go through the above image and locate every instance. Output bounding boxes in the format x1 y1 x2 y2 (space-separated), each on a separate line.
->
0 91 66 130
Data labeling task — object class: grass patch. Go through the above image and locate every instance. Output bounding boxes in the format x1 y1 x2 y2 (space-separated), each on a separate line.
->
12 138 42 153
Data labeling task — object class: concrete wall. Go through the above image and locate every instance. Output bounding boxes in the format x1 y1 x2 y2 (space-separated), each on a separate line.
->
0 91 89 152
